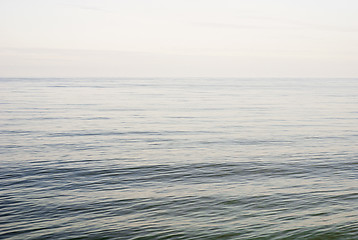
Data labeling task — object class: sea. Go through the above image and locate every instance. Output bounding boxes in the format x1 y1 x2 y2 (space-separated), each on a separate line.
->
0 78 357 240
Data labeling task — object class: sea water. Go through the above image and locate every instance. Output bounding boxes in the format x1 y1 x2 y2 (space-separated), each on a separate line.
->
0 78 357 239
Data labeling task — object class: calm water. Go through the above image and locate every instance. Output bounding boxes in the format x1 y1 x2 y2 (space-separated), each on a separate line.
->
0 78 357 239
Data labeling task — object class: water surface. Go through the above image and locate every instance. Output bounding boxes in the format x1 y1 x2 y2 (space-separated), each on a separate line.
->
0 78 357 239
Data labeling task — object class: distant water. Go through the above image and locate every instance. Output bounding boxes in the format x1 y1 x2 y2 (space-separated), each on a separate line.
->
1 78 357 240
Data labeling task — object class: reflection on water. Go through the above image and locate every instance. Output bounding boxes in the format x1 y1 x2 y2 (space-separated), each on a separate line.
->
0 78 357 239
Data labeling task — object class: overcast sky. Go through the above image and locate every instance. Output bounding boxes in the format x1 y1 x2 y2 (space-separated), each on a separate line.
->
1 0 358 77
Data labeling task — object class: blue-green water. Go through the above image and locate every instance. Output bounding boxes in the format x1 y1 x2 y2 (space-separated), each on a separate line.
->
0 78 357 239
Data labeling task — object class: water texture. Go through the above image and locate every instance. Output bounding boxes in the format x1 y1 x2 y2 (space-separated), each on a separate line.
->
0 78 357 239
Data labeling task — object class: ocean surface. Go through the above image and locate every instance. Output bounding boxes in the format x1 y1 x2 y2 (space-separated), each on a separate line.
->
0 78 357 240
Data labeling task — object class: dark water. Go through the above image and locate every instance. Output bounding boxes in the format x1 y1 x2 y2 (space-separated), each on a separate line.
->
0 78 357 239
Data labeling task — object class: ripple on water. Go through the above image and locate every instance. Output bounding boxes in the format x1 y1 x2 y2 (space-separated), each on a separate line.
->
1 78 358 239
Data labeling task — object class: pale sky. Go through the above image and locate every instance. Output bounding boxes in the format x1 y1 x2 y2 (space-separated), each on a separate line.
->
1 0 358 77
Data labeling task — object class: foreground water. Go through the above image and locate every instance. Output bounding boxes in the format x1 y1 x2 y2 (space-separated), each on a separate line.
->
0 78 357 239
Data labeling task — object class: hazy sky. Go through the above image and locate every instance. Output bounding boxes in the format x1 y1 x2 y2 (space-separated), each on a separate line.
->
1 0 358 77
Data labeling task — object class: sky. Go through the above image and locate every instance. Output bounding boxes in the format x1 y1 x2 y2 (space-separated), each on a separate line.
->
1 0 358 78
